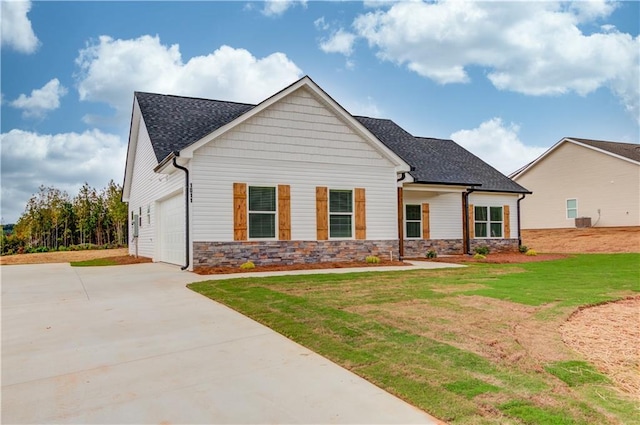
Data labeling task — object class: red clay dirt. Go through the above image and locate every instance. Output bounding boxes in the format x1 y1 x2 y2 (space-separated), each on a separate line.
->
521 226 639 253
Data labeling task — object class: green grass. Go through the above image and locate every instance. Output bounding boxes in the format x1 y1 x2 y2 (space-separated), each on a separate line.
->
545 361 610 387
188 254 640 424
70 258 119 267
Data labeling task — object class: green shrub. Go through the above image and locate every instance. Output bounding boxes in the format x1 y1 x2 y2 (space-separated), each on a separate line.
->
474 246 490 256
240 261 256 270
366 255 380 264
519 245 528 253
473 253 486 260
526 249 538 256
425 250 438 259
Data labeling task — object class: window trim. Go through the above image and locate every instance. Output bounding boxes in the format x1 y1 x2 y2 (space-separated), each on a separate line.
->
566 198 578 220
405 204 422 239
247 185 277 240
328 189 354 239
474 205 503 239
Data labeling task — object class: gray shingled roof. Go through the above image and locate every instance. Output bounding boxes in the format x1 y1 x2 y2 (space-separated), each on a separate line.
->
134 92 529 193
570 138 640 162
135 92 254 162
355 116 530 193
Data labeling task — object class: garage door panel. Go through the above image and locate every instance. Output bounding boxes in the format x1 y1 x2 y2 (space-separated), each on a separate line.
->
159 194 185 265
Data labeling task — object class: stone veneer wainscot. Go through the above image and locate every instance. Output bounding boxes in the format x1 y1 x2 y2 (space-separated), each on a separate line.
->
193 240 399 269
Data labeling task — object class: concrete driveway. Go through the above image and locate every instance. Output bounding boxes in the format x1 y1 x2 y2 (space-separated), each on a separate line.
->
2 263 439 424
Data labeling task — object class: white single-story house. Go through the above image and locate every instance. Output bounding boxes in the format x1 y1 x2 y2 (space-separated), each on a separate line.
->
122 76 530 270
510 137 640 229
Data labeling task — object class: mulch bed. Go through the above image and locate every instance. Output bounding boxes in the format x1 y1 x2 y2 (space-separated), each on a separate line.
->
416 253 569 264
193 253 570 275
194 260 407 275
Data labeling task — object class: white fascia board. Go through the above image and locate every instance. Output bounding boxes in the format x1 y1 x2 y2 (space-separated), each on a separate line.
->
154 153 189 174
179 76 411 172
402 183 467 193
122 97 142 202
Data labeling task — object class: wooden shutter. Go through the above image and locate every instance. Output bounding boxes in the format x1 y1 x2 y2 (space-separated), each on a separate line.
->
468 203 475 239
422 203 430 239
316 187 328 240
504 205 510 239
278 185 291 240
355 188 366 240
233 183 247 241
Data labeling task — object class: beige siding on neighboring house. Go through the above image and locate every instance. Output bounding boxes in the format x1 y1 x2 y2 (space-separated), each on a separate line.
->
191 87 399 242
515 142 640 229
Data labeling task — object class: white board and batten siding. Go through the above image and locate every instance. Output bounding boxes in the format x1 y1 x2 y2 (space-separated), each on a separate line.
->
127 108 186 262
514 142 640 229
403 190 463 239
191 87 399 242
469 193 520 237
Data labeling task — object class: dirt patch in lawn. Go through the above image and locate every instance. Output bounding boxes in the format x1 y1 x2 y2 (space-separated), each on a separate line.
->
194 260 408 275
350 296 574 373
521 226 639 253
0 248 132 265
561 296 640 397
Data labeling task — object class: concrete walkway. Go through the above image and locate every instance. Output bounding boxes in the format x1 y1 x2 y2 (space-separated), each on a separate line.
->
1 262 451 424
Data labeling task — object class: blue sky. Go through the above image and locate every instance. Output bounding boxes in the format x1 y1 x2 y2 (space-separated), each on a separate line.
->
2 0 639 224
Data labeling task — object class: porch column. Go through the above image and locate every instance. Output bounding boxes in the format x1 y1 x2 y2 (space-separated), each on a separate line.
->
397 187 404 259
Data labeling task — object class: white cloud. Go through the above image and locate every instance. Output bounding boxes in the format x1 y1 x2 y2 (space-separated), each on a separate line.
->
75 35 303 117
343 96 382 118
314 17 329 31
262 0 307 17
0 129 126 223
450 118 547 175
10 79 68 118
1 0 39 54
349 1 639 121
320 29 357 56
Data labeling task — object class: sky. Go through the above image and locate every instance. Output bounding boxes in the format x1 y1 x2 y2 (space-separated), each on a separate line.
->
1 0 638 224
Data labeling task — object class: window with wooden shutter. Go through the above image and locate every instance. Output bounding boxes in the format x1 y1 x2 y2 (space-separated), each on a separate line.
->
405 204 421 238
316 187 328 240
248 186 276 238
355 188 366 240
233 183 247 241
473 205 503 238
329 189 353 238
278 185 291 240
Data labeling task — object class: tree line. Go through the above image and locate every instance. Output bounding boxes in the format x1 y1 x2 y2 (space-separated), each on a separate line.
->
1 181 128 255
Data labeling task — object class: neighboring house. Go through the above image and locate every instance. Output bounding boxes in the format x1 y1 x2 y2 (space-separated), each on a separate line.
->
122 76 530 270
510 137 640 229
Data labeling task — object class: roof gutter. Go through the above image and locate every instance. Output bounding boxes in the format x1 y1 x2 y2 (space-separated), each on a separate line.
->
172 153 190 271
154 151 177 173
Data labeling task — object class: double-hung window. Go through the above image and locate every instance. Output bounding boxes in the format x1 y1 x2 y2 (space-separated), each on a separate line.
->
248 186 276 238
566 199 577 219
405 204 421 238
329 189 353 238
474 206 503 238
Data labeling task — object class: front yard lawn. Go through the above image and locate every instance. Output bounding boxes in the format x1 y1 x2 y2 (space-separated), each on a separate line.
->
188 254 639 425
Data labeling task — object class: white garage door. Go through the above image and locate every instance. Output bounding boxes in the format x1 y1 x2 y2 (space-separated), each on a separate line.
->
159 193 185 266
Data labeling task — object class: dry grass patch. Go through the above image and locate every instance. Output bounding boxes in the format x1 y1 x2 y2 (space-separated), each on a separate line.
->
0 248 129 265
561 296 640 397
